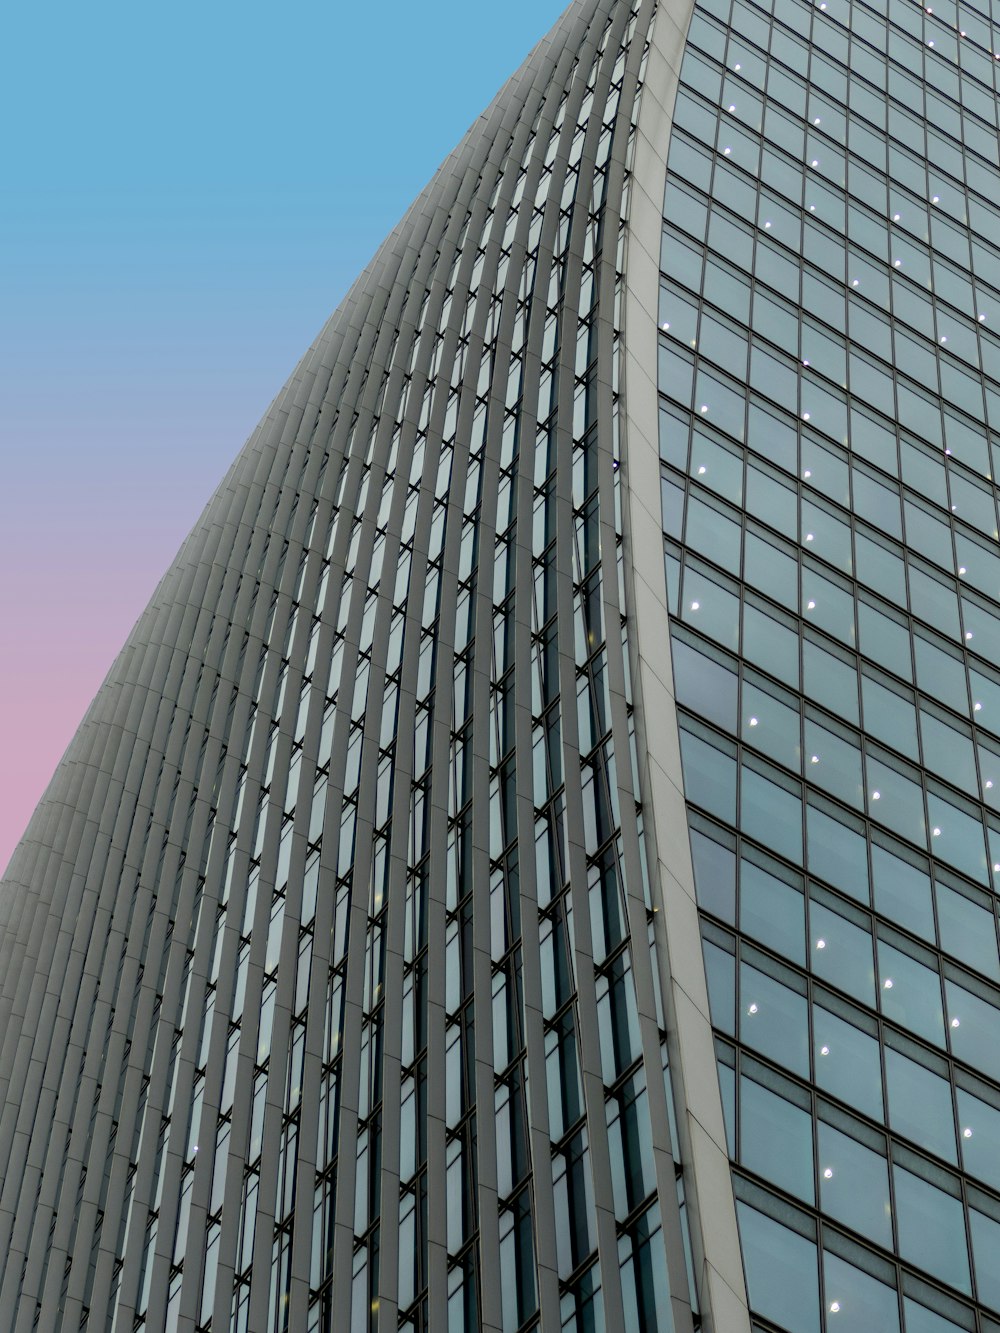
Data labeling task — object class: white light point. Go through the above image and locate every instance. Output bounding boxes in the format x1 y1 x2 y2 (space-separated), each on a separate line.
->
807 599 816 610
964 1127 973 1138
952 1017 962 1028
830 1303 841 1315
883 978 894 990
933 827 942 837
698 465 706 474
749 717 759 727
823 1168 834 1179
690 601 700 611
748 1003 758 1014
820 1044 830 1056
816 939 827 949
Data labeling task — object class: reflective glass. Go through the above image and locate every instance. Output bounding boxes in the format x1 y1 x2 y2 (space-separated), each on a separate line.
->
884 1048 956 1163
893 1166 971 1296
740 1074 814 1204
822 1250 900 1332
739 859 805 966
817 1121 893 1249
736 1202 821 1333
813 1005 883 1122
740 963 809 1079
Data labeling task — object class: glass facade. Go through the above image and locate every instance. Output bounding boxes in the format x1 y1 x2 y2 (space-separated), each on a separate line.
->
659 0 1000 1328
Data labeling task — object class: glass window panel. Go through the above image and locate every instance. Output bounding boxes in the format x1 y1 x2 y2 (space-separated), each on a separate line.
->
810 902 876 1006
970 667 1000 739
741 764 803 865
915 633 968 715
682 565 741 650
747 462 797 535
957 1089 1000 1193
802 567 856 645
690 827 737 924
871 843 934 940
690 430 744 504
878 942 945 1046
935 882 1000 982
740 1074 814 1203
741 681 801 771
695 366 747 440
740 858 806 966
855 531 907 604
679 726 737 823
817 1123 893 1249
804 718 864 807
703 940 735 1036
893 1166 971 1295
920 709 977 791
861 676 919 761
745 531 799 610
735 1203 821 1333
686 493 742 574
885 1047 956 1162
822 1250 900 1332
742 600 800 688
672 638 738 733
928 791 988 885
858 600 912 679
902 1297 969 1333
867 756 926 847
740 962 810 1078
909 565 961 639
970 1208 1000 1315
801 498 852 574
946 980 1000 1083
813 1004 884 1121
803 638 859 726
806 803 870 903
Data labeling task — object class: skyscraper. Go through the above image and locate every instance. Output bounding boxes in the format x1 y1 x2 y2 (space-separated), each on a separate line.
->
3 0 1000 1328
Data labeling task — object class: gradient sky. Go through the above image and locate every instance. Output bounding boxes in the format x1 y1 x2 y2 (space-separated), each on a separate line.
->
0 0 569 874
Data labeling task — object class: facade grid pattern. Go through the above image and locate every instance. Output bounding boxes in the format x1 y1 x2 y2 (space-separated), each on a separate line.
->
658 0 1000 1328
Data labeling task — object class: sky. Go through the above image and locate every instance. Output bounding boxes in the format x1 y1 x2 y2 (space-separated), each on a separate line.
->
0 0 569 874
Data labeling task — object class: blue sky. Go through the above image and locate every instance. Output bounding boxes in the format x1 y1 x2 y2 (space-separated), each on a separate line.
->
0 0 569 870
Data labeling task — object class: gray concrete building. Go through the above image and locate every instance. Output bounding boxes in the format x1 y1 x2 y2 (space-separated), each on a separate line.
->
3 0 1000 1329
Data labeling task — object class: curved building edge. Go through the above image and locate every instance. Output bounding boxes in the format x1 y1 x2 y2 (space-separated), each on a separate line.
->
620 0 752 1329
